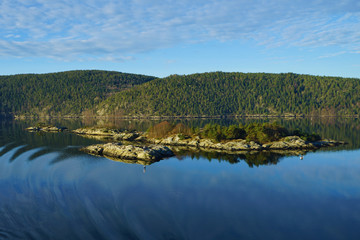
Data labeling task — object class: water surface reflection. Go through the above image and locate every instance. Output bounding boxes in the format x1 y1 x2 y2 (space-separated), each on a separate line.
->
0 120 359 239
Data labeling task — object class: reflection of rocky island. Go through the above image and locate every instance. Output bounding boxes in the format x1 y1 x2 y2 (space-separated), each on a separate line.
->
75 122 346 163
172 147 307 167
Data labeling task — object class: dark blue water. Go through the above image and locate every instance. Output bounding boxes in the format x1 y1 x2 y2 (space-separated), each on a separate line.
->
0 120 359 239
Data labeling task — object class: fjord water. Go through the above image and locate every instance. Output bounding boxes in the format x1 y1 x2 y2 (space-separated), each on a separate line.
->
0 119 359 240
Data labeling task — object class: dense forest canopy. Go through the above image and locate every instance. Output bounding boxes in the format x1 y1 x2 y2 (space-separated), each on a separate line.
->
1 71 360 118
0 70 156 117
97 72 360 117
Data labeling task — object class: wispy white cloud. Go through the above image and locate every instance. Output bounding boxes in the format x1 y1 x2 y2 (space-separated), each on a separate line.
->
318 51 347 59
0 0 359 61
166 59 177 64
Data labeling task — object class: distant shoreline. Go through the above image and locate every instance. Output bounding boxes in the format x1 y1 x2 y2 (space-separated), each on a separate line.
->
12 114 360 120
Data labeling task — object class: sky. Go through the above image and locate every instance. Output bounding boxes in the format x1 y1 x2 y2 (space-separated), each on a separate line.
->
0 0 360 78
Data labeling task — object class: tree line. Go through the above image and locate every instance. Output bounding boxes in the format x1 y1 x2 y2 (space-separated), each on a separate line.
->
2 71 360 118
98 72 360 117
0 70 156 117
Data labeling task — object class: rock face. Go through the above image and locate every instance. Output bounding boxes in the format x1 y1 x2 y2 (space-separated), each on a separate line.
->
26 126 67 132
81 143 174 161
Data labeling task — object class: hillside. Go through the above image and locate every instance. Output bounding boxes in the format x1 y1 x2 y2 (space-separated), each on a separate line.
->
0 70 156 118
96 72 360 117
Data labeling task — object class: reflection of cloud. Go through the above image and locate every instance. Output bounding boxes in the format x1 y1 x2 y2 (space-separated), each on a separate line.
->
0 0 359 60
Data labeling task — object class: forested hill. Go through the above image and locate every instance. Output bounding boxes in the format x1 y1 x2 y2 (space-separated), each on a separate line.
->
96 72 360 117
0 70 156 117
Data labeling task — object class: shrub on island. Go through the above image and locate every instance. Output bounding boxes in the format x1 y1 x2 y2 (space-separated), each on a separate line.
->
147 121 322 144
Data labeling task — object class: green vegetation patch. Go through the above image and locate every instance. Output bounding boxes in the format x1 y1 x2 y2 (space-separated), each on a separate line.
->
147 121 322 144
147 122 193 139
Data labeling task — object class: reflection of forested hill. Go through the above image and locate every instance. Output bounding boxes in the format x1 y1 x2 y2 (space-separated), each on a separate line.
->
0 121 295 168
98 72 360 117
0 121 101 164
1 117 359 168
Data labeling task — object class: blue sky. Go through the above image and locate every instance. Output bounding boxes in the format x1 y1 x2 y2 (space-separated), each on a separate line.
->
0 0 360 78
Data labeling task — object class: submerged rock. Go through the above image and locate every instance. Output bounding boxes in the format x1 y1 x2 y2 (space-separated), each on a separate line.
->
81 143 174 161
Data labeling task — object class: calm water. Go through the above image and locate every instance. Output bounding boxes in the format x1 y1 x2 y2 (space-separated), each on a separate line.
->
0 119 359 240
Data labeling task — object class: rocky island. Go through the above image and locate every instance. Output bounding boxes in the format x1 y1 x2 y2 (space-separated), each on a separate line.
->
72 127 140 141
26 123 67 132
76 121 346 162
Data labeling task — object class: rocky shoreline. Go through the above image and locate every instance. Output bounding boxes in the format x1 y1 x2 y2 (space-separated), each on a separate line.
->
73 127 346 162
72 127 344 150
149 135 344 151
26 125 346 162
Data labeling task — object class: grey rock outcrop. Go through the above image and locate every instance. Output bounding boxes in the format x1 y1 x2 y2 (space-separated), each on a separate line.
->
148 134 344 151
73 127 140 141
81 143 174 161
73 128 115 136
149 136 263 151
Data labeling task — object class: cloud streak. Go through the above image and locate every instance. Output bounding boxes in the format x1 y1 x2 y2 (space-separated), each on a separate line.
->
0 0 359 60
